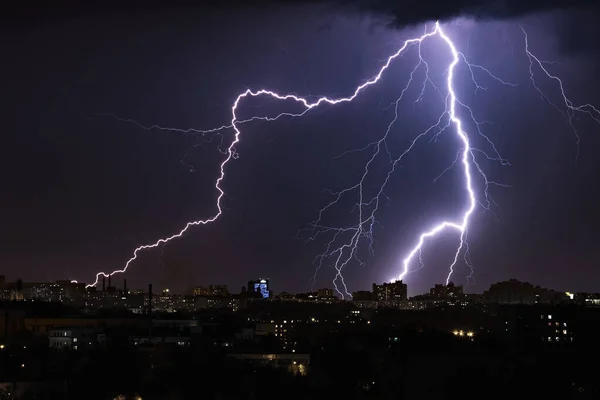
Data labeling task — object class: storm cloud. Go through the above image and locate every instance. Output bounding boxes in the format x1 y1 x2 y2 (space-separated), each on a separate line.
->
5 0 599 22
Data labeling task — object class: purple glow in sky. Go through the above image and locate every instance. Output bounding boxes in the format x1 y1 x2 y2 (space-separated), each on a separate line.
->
76 19 599 297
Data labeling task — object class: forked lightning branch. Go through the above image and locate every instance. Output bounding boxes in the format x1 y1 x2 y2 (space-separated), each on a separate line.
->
76 21 600 298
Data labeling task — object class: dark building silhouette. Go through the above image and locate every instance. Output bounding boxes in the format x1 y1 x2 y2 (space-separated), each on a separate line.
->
430 282 463 299
483 279 564 305
352 290 375 301
373 280 407 302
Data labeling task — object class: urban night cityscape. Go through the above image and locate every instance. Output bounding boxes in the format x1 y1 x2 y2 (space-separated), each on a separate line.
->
2 0 600 398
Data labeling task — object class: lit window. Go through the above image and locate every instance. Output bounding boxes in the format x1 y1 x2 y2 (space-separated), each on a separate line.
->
548 315 552 320
564 323 567 327
548 337 552 341
555 337 559 341
73 345 78 350
73 338 77 343
563 330 567 334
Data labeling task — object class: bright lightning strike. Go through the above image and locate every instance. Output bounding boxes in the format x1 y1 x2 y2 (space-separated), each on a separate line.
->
78 21 598 298
300 22 514 297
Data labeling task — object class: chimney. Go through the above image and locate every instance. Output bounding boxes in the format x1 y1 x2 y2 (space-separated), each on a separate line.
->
148 284 153 343
123 279 128 294
102 276 106 292
148 284 153 315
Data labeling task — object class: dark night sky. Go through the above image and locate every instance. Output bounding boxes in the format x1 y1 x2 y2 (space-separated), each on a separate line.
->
2 0 600 295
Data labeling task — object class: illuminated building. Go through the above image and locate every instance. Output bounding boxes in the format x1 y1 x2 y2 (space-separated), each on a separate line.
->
294 292 317 301
400 300 427 310
541 313 573 343
276 292 295 300
193 285 229 297
195 296 240 311
571 292 585 304
24 317 144 338
352 300 378 309
48 327 98 351
0 279 86 304
193 286 208 296
430 282 463 299
170 295 196 312
373 280 407 302
143 289 175 313
274 319 300 351
317 288 335 300
577 293 600 306
248 279 270 299
349 309 361 321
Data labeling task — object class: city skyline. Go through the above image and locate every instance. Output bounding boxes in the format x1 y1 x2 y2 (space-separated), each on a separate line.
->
3 2 600 296
2 2 600 399
1 274 595 302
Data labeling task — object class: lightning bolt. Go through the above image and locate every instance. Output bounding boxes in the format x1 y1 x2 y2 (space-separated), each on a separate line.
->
77 21 597 298
391 26 500 289
521 25 600 145
300 23 514 297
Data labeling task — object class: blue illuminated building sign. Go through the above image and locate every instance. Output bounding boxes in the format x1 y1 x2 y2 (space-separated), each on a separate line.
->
251 279 270 299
